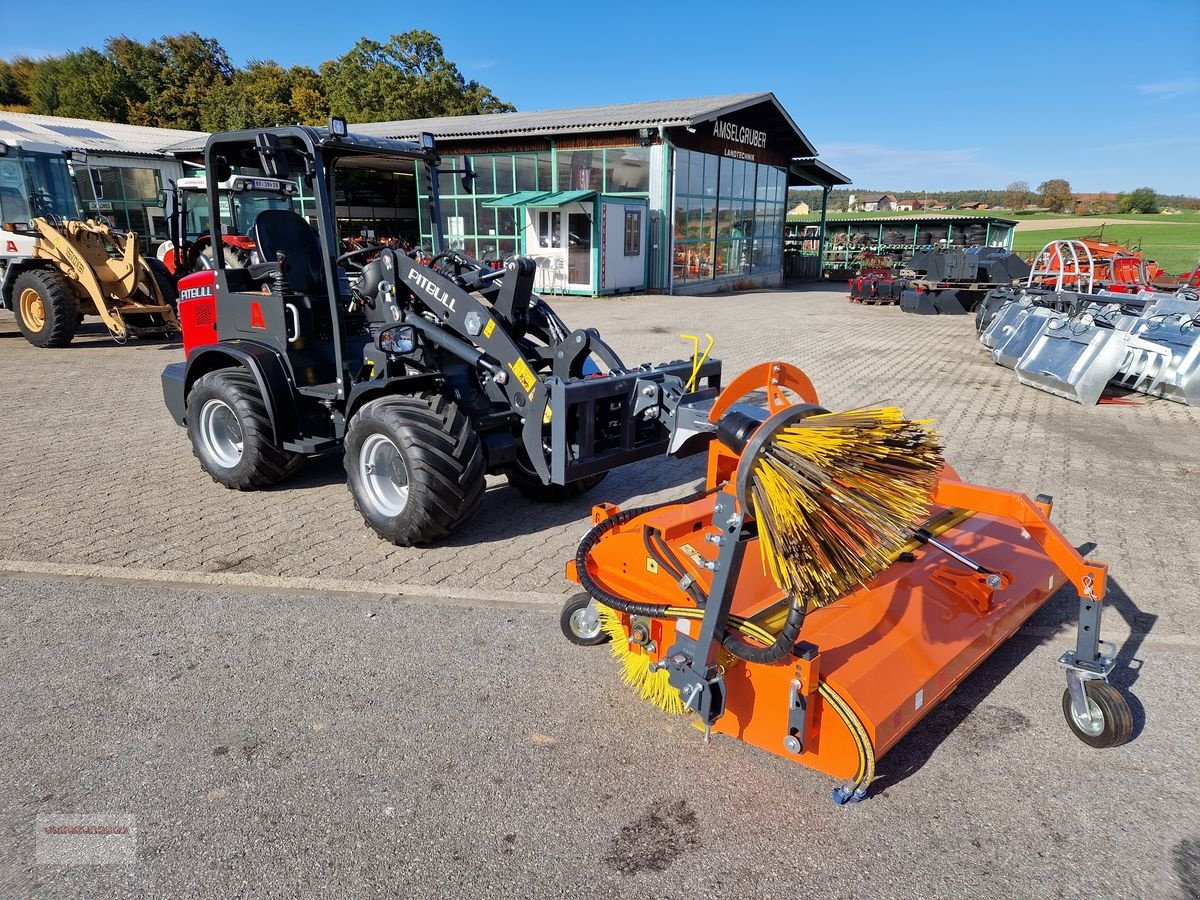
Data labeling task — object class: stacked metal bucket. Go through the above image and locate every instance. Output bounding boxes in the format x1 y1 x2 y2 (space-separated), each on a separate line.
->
976 285 1200 406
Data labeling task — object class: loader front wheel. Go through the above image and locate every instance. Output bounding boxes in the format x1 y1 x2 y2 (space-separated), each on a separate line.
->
186 369 304 490
345 394 485 546
14 269 79 348
504 453 606 502
1061 681 1133 749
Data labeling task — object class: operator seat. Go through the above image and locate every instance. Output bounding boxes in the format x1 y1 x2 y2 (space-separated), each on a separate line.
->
250 209 325 294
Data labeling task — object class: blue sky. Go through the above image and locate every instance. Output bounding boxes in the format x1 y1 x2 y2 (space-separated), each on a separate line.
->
4 0 1198 193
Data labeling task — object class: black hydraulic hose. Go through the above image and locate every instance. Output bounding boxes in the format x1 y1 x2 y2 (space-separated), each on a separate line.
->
720 598 806 665
575 486 720 618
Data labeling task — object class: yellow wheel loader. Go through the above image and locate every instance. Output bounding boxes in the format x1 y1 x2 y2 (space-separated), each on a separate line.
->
1 140 178 348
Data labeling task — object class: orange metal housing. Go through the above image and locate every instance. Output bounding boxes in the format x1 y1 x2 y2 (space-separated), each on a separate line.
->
569 420 1107 781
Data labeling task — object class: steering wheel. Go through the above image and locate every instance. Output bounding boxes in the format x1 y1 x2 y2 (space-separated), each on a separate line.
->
336 244 380 273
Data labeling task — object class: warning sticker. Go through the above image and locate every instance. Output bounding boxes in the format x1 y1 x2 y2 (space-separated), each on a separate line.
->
483 318 496 338
508 358 537 392
542 405 553 424
678 543 705 567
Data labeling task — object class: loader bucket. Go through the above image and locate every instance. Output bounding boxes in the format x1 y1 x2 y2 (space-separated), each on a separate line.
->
991 306 1056 369
1014 316 1134 405
1120 310 1200 406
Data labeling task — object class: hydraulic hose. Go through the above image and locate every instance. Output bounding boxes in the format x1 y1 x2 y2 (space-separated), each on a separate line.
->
574 486 720 619
720 598 806 665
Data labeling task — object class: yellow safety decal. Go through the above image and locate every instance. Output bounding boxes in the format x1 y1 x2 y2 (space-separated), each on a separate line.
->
542 405 553 424
483 318 496 338
678 543 705 567
646 558 659 574
508 358 537 392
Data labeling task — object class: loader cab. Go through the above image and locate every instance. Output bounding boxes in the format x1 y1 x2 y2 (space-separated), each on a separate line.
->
0 142 81 229
198 125 443 414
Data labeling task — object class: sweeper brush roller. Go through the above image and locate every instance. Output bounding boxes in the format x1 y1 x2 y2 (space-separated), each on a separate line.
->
745 407 944 607
563 360 1132 805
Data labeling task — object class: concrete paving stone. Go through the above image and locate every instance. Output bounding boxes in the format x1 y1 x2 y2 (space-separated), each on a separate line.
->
1 287 1197 649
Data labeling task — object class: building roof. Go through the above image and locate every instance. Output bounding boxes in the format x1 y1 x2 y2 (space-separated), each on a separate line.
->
786 213 1019 225
350 92 820 159
0 111 205 158
789 157 851 188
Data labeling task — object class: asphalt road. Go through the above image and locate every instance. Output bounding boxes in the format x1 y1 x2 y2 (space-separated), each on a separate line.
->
1 575 1196 899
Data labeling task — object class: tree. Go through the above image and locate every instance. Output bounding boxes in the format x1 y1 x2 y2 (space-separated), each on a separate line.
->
1037 179 1074 213
1003 181 1031 210
0 57 37 109
1118 187 1159 215
201 61 329 131
27 49 133 121
319 31 513 123
104 33 233 129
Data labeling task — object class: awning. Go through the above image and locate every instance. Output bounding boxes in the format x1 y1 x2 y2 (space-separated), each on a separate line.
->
482 191 551 207
530 190 596 207
483 190 597 208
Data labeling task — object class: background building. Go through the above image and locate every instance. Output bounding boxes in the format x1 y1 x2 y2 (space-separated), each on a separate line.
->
0 112 205 252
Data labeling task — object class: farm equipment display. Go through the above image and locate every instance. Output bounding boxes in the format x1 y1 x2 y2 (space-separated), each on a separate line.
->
162 124 720 544
977 243 1200 406
1 139 178 347
562 361 1131 803
847 247 1029 314
159 174 300 277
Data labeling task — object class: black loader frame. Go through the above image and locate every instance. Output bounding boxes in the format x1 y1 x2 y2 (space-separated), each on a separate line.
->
162 123 721 544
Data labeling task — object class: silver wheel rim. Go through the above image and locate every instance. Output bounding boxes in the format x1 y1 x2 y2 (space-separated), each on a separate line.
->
1071 696 1105 736
360 433 409 517
570 606 601 640
199 398 243 468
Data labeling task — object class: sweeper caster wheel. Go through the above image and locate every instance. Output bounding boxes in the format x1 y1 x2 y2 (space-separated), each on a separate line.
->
1062 681 1133 748
560 593 610 646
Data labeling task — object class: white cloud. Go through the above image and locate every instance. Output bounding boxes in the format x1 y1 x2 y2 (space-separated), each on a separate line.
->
1135 78 1200 99
817 142 994 190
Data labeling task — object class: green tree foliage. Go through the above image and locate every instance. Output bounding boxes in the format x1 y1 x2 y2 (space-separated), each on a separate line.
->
1118 187 1159 214
1037 179 1074 213
1003 181 1031 210
319 31 513 122
0 57 38 109
200 61 329 131
1 31 510 129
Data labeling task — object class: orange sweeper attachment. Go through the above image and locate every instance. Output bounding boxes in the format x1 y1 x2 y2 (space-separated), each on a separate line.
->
562 361 1131 804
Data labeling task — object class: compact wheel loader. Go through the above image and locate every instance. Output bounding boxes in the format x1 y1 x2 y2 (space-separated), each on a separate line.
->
0 140 178 347
161 124 719 545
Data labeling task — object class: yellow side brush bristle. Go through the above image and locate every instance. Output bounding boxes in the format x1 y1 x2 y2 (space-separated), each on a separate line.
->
750 406 943 606
597 607 685 716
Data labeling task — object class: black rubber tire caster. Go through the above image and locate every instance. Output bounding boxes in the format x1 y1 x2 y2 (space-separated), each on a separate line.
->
1062 681 1133 748
560 593 609 647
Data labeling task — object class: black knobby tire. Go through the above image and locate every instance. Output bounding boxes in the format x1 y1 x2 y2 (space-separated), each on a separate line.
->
186 368 304 490
344 393 486 546
1061 681 1133 749
13 269 79 348
560 593 610 646
144 258 178 307
504 454 606 502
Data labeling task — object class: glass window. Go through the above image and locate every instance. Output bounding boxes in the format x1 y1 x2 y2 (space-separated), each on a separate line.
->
477 205 497 236
472 157 495 195
537 155 553 192
437 156 459 196
623 208 641 255
559 149 601 192
687 152 704 196
121 167 160 201
498 207 517 234
494 156 514 195
497 237 517 258
605 147 651 193
515 154 538 192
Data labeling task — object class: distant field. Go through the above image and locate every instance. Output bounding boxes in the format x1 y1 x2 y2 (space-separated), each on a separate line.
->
1012 222 1200 274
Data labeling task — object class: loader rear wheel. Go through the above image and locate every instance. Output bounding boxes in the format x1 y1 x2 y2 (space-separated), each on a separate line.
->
560 593 610 646
186 369 304 490
1062 681 1133 748
13 269 79 348
504 453 606 502
345 394 485 546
